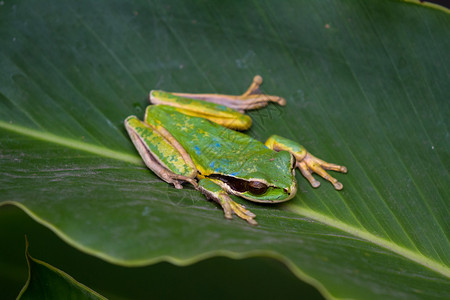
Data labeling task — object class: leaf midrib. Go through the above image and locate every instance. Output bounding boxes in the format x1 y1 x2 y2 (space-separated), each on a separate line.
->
286 204 450 278
0 120 141 165
1 120 449 279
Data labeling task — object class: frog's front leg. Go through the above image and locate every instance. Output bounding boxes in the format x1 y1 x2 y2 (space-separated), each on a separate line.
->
265 135 347 190
170 75 286 112
198 178 257 225
124 116 198 189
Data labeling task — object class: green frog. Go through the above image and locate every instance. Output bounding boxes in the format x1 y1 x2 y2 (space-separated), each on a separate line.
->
125 76 347 225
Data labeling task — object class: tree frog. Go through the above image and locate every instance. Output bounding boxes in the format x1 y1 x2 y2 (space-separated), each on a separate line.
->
125 76 347 225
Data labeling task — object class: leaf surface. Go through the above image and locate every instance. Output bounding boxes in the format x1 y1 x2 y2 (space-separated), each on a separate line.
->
1 0 449 299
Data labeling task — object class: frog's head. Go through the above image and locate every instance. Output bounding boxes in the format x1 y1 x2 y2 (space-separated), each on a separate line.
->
208 150 297 203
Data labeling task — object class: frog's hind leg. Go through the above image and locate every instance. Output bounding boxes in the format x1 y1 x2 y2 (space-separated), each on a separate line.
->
149 90 253 130
198 178 257 225
265 135 347 190
169 75 286 112
125 116 198 189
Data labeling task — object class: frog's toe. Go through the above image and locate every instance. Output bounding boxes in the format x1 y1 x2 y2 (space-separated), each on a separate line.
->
218 196 233 219
298 161 321 188
321 161 348 174
223 210 233 220
231 201 256 218
229 200 258 225
332 181 344 191
313 166 343 191
246 218 258 226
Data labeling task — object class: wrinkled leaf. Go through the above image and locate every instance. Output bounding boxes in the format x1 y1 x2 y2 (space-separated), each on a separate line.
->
1 0 449 299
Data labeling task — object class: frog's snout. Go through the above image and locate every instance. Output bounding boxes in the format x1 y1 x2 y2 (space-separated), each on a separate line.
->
285 180 298 200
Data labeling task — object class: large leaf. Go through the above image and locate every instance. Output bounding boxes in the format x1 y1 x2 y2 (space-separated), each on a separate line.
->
0 206 325 299
18 240 106 299
1 0 449 299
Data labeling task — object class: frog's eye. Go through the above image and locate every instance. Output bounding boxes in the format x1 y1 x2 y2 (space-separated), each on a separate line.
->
248 181 268 195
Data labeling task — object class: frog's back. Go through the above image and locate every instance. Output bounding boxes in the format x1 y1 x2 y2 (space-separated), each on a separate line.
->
147 105 275 176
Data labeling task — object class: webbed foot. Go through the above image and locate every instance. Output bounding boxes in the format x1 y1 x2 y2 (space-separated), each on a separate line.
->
297 152 347 190
265 134 347 190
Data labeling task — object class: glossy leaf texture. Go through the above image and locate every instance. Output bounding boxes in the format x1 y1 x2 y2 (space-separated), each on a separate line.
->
18 241 105 300
1 0 449 299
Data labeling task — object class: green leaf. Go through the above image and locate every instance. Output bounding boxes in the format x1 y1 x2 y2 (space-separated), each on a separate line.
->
1 206 325 299
1 0 449 299
18 240 106 299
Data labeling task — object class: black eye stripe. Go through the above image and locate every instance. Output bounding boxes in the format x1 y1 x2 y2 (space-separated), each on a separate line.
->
207 174 268 195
